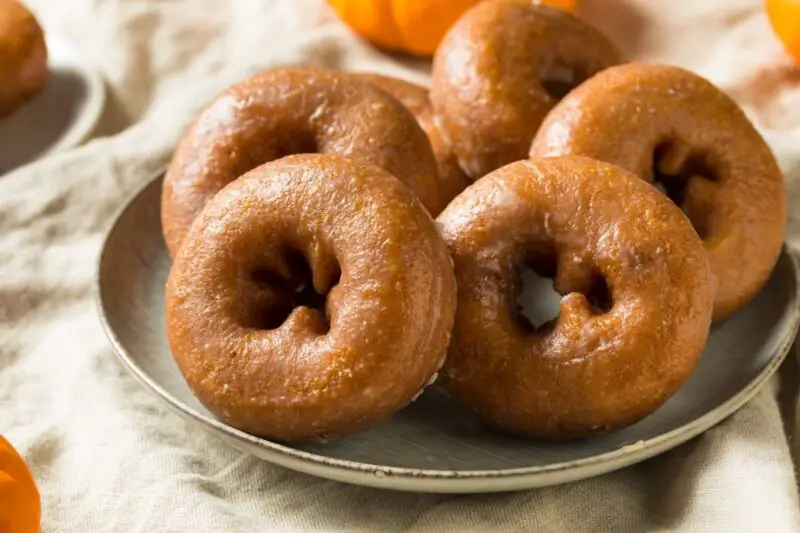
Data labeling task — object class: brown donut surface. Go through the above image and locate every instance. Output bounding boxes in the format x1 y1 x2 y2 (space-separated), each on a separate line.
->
436 157 713 439
356 73 470 209
162 67 440 256
530 64 787 323
0 0 47 118
166 154 456 442
430 0 621 180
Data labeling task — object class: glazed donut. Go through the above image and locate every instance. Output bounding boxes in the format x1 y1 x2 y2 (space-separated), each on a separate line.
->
0 0 47 118
356 73 470 209
166 154 456 442
436 156 713 439
530 64 787 322
162 67 441 256
430 0 621 180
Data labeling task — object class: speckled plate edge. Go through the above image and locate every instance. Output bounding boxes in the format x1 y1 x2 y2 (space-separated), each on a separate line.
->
95 171 800 493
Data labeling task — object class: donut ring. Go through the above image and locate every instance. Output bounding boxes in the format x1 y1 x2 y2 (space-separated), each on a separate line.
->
0 0 48 118
430 0 621 180
166 154 457 442
530 64 787 322
436 157 713 439
162 67 440 256
356 73 470 209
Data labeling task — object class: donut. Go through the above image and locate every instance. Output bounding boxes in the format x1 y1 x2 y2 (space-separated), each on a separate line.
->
161 67 441 256
436 156 713 439
530 64 787 323
0 0 47 118
166 153 457 442
430 0 621 180
356 73 470 209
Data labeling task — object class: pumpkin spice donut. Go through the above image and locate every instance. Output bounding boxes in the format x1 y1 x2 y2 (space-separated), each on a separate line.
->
0 0 48 118
430 0 621 180
162 67 440 256
530 64 787 322
166 154 456 442
437 157 714 439
356 72 471 209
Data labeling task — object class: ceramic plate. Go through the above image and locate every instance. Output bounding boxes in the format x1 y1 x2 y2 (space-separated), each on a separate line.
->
96 172 800 493
0 34 106 174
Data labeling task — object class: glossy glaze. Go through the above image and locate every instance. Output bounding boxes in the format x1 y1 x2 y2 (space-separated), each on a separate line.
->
430 0 620 180
0 0 47 118
162 67 440 256
100 170 799 491
531 64 787 322
357 73 470 210
436 157 714 439
166 154 456 443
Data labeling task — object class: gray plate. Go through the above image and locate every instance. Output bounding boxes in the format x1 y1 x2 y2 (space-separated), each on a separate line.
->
97 172 800 493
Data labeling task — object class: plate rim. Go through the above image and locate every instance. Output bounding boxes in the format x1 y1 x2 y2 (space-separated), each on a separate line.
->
40 33 106 156
95 170 800 491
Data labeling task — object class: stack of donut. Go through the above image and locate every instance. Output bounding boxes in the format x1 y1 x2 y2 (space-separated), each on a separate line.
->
163 0 786 443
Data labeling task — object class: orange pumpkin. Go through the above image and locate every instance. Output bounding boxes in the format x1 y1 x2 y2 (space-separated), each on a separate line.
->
329 0 578 57
766 0 800 64
0 435 40 533
544 0 578 10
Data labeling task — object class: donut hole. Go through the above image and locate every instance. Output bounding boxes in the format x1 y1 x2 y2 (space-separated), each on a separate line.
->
236 269 295 330
652 141 717 239
517 268 561 332
236 248 340 334
233 132 318 174
584 274 613 314
539 62 590 101
270 133 318 160
516 251 613 332
516 251 561 331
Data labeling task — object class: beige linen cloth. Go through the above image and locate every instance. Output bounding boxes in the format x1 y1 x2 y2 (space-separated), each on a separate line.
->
2 0 800 531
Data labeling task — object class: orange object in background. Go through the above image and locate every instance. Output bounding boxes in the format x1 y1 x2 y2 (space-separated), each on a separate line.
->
0 435 40 533
544 0 578 10
329 0 578 57
766 0 800 64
